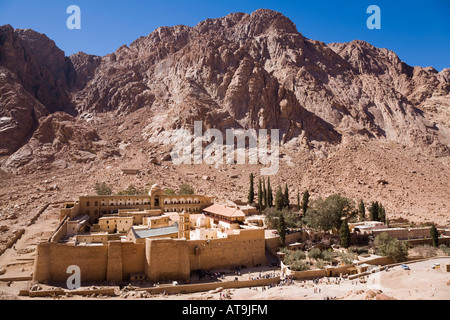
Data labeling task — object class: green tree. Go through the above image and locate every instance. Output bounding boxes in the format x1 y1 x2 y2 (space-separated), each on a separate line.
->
283 184 290 209
264 208 301 229
369 201 379 221
248 173 255 204
308 248 322 260
164 188 176 195
358 199 365 221
374 232 408 263
258 178 263 212
430 224 439 247
378 203 386 223
263 178 267 209
340 219 351 248
274 186 283 211
278 213 287 247
304 194 355 232
94 182 112 195
301 190 310 215
117 184 145 195
267 177 273 208
289 260 310 271
179 184 195 195
297 191 301 212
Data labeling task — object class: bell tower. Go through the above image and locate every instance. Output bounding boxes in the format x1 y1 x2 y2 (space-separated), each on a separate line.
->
148 184 163 209
178 210 190 240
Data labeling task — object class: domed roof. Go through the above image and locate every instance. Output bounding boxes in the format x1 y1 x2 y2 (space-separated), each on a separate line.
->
151 184 161 190
148 183 162 196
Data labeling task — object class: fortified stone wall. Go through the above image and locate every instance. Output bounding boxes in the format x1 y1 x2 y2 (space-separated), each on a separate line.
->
188 228 267 271
33 242 109 283
34 229 267 284
145 238 190 282
49 216 69 243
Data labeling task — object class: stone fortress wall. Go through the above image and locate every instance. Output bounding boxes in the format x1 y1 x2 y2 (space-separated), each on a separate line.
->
33 185 266 284
33 228 266 283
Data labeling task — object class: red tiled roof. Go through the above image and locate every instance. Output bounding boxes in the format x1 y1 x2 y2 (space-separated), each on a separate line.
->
203 204 245 218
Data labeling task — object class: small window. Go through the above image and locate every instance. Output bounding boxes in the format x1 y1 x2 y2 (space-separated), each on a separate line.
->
86 201 90 207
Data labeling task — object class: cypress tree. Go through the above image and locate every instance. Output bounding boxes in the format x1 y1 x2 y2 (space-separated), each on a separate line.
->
283 184 290 209
369 201 379 221
248 173 255 204
430 224 439 247
358 199 365 221
275 186 283 211
301 190 310 215
258 178 263 212
297 191 301 212
263 178 267 209
267 177 273 208
378 203 386 223
339 219 351 248
278 213 287 247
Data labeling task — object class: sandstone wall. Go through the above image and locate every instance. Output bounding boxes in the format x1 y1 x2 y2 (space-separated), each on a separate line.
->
188 228 267 271
35 228 267 284
145 238 190 282
33 242 108 283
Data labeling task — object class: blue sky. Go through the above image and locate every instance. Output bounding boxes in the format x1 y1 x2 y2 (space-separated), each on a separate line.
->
0 0 449 71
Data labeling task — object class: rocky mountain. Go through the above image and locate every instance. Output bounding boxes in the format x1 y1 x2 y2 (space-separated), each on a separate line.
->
0 9 449 232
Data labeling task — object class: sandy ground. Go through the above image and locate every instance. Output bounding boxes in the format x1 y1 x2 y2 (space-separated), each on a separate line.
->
147 257 450 301
1 258 448 301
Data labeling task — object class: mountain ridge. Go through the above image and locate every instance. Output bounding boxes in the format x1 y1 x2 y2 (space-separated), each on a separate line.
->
0 9 449 230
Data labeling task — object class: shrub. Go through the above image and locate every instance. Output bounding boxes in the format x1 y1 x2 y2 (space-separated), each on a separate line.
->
164 188 176 195
349 246 369 255
179 184 195 195
322 250 334 262
439 244 450 256
413 245 437 258
338 252 356 265
308 248 322 260
94 182 112 195
315 259 325 269
283 250 306 265
290 260 310 271
374 232 408 263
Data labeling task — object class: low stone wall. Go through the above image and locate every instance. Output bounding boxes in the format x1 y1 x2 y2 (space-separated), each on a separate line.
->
49 216 69 243
0 229 25 256
406 238 450 246
21 287 118 298
138 276 281 295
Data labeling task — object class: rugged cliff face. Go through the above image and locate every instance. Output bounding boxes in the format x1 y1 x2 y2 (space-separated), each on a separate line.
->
69 9 448 155
0 9 449 229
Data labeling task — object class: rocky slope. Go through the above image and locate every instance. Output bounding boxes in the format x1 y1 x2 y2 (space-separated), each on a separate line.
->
0 9 449 246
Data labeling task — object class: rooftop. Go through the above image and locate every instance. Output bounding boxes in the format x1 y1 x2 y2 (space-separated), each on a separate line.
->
203 204 245 218
131 223 179 239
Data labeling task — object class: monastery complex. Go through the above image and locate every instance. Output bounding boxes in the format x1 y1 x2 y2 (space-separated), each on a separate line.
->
31 184 450 287
33 184 268 284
